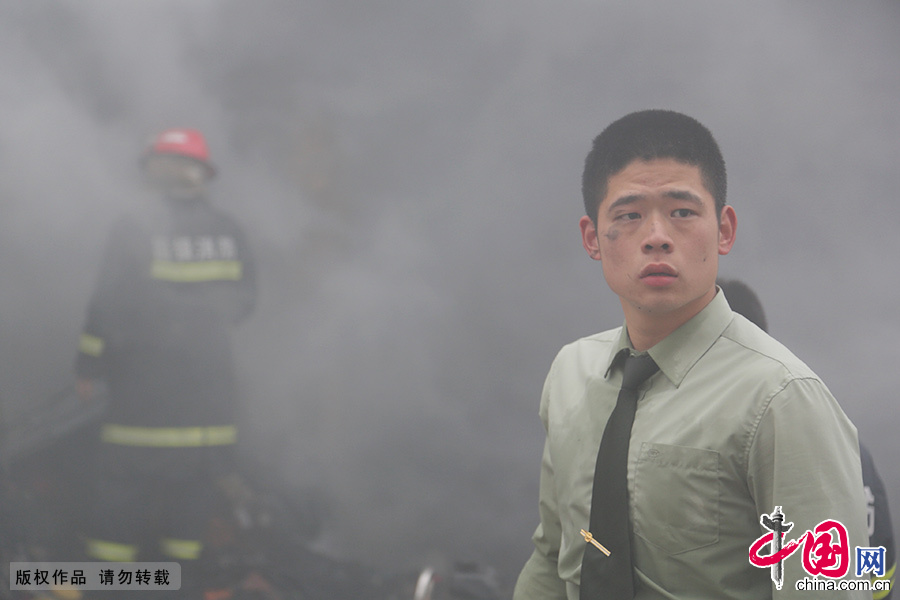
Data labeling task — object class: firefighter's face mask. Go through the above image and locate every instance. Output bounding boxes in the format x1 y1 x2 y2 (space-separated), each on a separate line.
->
143 154 211 199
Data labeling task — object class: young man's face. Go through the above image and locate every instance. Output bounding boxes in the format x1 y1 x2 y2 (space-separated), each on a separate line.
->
579 158 736 328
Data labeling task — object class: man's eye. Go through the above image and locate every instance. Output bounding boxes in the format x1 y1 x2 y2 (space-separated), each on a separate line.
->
672 208 695 218
617 212 641 221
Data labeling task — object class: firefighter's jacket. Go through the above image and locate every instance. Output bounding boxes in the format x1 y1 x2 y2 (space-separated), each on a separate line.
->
861 442 896 599
76 196 256 439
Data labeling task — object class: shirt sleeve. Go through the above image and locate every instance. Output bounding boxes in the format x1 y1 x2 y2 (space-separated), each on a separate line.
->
747 377 871 599
514 439 568 600
514 358 568 600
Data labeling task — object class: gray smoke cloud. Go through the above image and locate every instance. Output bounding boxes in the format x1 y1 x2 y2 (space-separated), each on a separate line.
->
1 0 898 588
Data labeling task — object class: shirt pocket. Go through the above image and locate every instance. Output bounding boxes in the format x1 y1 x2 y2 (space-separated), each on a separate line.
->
632 442 720 555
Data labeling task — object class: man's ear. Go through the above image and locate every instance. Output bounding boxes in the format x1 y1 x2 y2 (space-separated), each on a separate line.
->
718 205 737 255
579 215 602 261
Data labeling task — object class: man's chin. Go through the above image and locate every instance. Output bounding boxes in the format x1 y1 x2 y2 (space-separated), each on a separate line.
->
630 290 716 319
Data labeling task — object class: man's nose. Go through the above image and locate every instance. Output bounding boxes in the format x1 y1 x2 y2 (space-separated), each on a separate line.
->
642 214 673 252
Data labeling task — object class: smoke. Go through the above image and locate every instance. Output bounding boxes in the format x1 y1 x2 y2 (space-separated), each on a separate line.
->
1 0 899 587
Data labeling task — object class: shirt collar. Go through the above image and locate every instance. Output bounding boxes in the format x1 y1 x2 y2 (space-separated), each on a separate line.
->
604 289 734 387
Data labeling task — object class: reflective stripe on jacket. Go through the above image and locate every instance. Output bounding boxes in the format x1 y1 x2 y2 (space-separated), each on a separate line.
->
100 424 236 447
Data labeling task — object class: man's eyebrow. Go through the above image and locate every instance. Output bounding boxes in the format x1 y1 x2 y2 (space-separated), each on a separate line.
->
663 189 703 204
606 194 643 212
605 189 703 212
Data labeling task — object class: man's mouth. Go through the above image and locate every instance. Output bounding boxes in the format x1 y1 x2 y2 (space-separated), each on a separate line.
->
640 264 677 279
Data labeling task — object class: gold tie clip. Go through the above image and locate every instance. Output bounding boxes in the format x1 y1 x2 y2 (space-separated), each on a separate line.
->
580 529 611 556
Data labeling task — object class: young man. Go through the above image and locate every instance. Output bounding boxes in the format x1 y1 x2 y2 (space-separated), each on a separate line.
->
513 110 869 599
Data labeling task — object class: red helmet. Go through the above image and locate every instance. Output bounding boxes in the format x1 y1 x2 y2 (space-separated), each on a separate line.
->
145 128 215 177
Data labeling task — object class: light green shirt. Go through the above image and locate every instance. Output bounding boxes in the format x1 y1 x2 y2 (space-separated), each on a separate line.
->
514 291 870 599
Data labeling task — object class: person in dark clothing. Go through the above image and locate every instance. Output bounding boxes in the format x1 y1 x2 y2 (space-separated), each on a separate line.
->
718 277 895 599
76 129 256 576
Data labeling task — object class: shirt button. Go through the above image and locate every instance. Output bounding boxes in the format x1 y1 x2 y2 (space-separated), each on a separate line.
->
648 448 661 458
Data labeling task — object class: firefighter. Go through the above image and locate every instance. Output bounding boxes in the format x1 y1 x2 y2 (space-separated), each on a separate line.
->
75 129 256 587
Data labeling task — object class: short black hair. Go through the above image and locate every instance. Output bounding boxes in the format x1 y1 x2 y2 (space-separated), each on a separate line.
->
717 278 768 333
582 109 727 222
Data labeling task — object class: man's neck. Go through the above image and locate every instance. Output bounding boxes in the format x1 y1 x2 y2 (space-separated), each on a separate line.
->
622 289 717 351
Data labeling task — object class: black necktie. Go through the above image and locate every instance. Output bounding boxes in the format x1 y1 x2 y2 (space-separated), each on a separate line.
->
580 351 659 600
